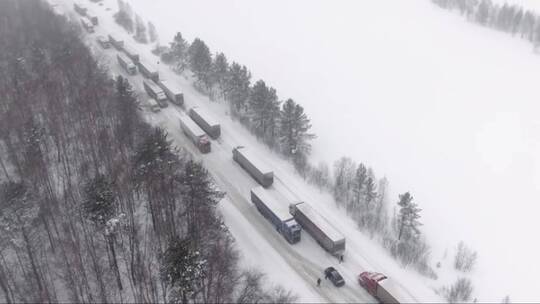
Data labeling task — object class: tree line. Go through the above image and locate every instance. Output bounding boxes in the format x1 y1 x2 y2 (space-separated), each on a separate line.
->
114 0 158 44
0 1 294 303
155 33 316 173
432 0 540 46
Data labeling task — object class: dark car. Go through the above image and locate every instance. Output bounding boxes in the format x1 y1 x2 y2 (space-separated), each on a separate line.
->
324 267 345 287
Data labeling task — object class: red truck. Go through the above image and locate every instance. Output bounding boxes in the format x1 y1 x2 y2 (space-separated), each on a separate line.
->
358 272 407 304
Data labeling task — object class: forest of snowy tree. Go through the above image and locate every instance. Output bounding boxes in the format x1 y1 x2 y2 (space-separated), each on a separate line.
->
0 1 295 303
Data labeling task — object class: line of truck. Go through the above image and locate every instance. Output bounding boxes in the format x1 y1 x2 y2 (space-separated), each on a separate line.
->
78 5 406 301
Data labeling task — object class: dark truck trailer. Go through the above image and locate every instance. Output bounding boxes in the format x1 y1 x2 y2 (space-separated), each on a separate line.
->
189 107 220 139
108 34 124 50
74 3 87 16
289 202 345 256
232 146 273 187
123 45 139 63
138 59 159 82
143 80 168 108
117 53 136 75
179 117 211 153
158 79 184 106
250 186 301 244
358 272 409 304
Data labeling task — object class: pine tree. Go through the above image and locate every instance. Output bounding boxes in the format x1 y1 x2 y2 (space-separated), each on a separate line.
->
179 160 224 244
160 237 206 304
350 163 367 212
148 21 158 43
115 75 139 149
248 80 281 144
397 192 422 241
114 0 134 33
188 38 213 89
224 62 251 116
211 52 229 94
279 99 315 160
134 14 148 43
168 32 189 71
476 0 492 25
520 11 535 40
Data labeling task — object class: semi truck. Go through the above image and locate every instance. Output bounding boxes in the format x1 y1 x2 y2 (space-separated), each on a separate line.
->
232 146 273 187
74 3 87 16
250 186 301 244
289 202 346 255
148 98 161 113
138 59 159 82
158 79 184 106
358 272 407 304
179 117 211 153
96 36 110 49
117 53 136 75
189 107 220 139
108 34 124 50
123 45 139 63
143 80 168 108
80 18 94 33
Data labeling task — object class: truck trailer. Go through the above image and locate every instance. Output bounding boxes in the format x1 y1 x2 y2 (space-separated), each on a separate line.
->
358 272 408 304
289 202 345 255
158 79 184 106
232 146 273 187
250 186 301 244
143 80 168 108
122 45 139 63
189 107 220 139
179 117 211 153
108 34 124 50
138 59 159 82
117 53 136 75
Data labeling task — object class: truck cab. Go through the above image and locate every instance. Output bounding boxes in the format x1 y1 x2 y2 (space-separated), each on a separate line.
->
156 91 168 107
282 219 301 244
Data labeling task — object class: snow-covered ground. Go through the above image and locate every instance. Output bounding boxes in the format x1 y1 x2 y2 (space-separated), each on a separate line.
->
54 0 540 301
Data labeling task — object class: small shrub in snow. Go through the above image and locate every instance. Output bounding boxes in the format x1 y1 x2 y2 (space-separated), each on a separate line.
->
443 277 473 303
454 241 477 272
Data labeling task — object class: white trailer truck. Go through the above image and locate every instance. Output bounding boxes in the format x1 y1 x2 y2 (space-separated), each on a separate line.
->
289 202 346 255
117 53 136 75
189 107 220 139
250 186 301 244
232 146 273 187
158 79 184 106
179 117 211 153
143 80 168 108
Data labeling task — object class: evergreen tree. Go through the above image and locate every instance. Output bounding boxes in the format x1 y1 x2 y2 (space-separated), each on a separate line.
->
248 80 280 144
512 8 523 35
179 160 224 243
114 0 134 33
148 21 158 43
134 14 148 43
397 192 422 241
279 99 315 159
476 0 492 25
224 62 251 116
115 75 139 149
211 52 229 93
168 32 189 71
83 174 116 226
520 11 536 40
350 163 367 212
160 237 206 304
188 38 213 89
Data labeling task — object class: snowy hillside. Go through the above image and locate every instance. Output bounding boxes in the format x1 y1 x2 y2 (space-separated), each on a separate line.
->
115 0 540 301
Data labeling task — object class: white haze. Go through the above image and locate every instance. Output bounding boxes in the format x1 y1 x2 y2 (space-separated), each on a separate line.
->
123 0 540 300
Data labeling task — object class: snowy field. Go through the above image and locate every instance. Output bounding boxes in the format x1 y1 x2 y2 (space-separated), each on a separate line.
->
56 0 540 301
